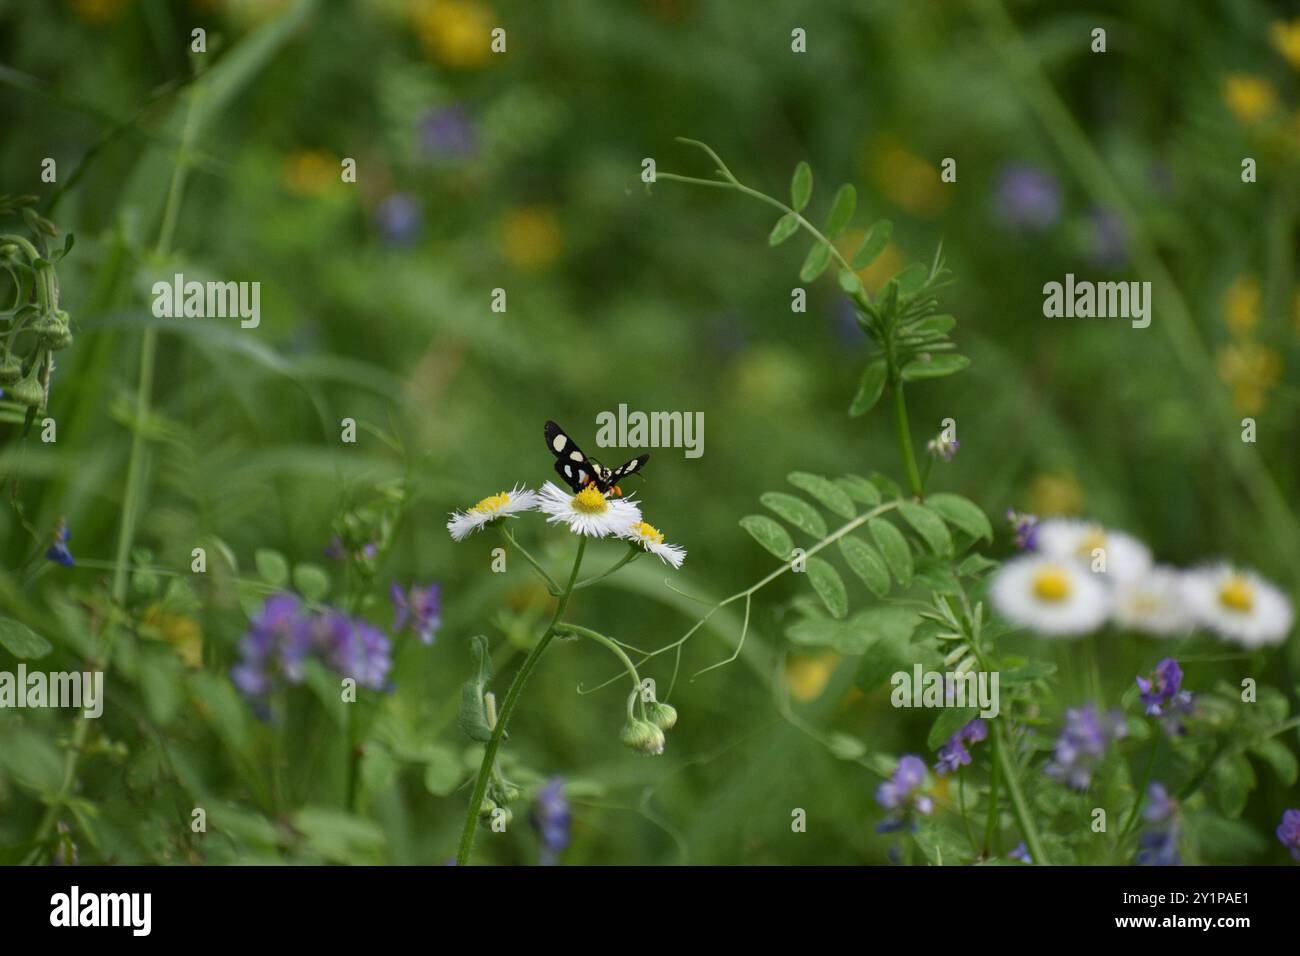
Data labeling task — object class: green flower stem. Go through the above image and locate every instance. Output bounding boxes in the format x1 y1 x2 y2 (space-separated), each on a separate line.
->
455 535 587 866
499 524 561 595
556 622 642 690
29 84 199 857
991 719 1050 865
983 725 1001 855
574 543 641 590
891 382 924 500
1118 739 1160 844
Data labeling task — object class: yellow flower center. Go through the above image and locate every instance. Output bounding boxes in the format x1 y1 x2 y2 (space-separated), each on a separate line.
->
1032 566 1073 603
471 491 511 514
1218 575 1254 613
633 521 664 545
572 486 609 514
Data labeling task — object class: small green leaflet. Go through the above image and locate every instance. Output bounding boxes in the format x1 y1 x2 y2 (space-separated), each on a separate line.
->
901 354 970 381
898 501 954 556
761 492 827 538
838 535 890 597
739 515 794 560
799 242 832 282
824 184 856 237
852 219 892 269
849 360 887 417
869 518 912 586
791 161 812 211
787 471 854 518
806 558 848 619
769 213 800 246
0 617 53 659
925 493 993 542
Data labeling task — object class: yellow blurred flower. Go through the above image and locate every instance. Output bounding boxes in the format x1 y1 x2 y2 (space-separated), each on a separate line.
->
1223 274 1260 339
1223 74 1278 124
141 606 203 668
413 0 495 68
1271 19 1300 69
865 136 949 219
785 652 839 702
834 230 904 296
68 0 129 22
499 205 562 271
282 149 340 197
1029 473 1083 518
1217 341 1283 415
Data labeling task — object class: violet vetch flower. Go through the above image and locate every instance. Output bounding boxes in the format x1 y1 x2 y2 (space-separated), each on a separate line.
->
391 582 442 645
1008 842 1032 864
1136 782 1182 866
875 755 933 832
1006 509 1039 550
374 193 422 246
1045 704 1127 791
1136 658 1194 734
45 521 74 567
994 163 1062 232
231 593 394 710
926 433 960 463
419 104 476 159
1276 809 1300 861
934 718 988 775
530 777 571 866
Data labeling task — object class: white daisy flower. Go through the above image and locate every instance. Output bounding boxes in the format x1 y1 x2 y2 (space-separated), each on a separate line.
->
623 520 686 568
1035 519 1152 582
1110 565 1193 637
447 485 538 541
1181 564 1294 648
990 554 1111 637
537 481 641 538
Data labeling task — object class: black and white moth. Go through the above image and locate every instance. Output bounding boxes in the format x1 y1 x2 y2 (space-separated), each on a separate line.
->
544 420 649 497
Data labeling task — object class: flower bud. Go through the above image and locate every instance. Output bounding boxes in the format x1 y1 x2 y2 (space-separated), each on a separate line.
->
0 354 21 385
8 371 44 408
478 797 497 819
620 718 665 755
34 311 73 351
645 701 678 731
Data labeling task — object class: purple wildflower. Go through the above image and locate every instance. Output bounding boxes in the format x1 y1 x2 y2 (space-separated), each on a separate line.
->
935 718 988 775
1136 658 1194 734
1008 842 1032 864
1006 509 1038 550
1136 782 1181 866
374 193 422 246
926 434 960 463
391 582 441 645
1045 704 1127 791
231 593 308 699
322 615 392 691
45 521 74 567
876 755 933 832
1276 809 1300 861
994 163 1062 232
419 104 476 159
530 777 571 866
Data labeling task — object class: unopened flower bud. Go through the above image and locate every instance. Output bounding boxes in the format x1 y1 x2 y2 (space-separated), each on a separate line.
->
645 701 678 731
8 371 44 408
621 718 665 755
478 797 497 819
0 354 21 384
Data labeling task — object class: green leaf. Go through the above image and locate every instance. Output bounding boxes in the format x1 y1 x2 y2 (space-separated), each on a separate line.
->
835 474 882 506
826 732 868 761
423 744 464 796
927 707 981 749
838 536 890 597
898 501 954 556
787 472 854 518
761 492 827 538
925 493 993 542
852 609 926 688
849 359 887 417
869 518 912 586
798 242 832 282
852 219 892 268
768 213 800 246
894 263 929 297
901 354 971 381
0 617 53 659
1211 755 1253 818
805 558 848 619
292 563 330 602
458 636 495 743
293 807 385 864
824 184 856 237
869 471 903 500
1248 738 1298 785
838 270 863 295
739 515 794 560
254 549 289 588
906 314 956 337
957 553 999 577
790 161 812 211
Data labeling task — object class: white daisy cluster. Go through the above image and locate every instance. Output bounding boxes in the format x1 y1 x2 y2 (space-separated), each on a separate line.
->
990 517 1293 648
446 481 686 565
